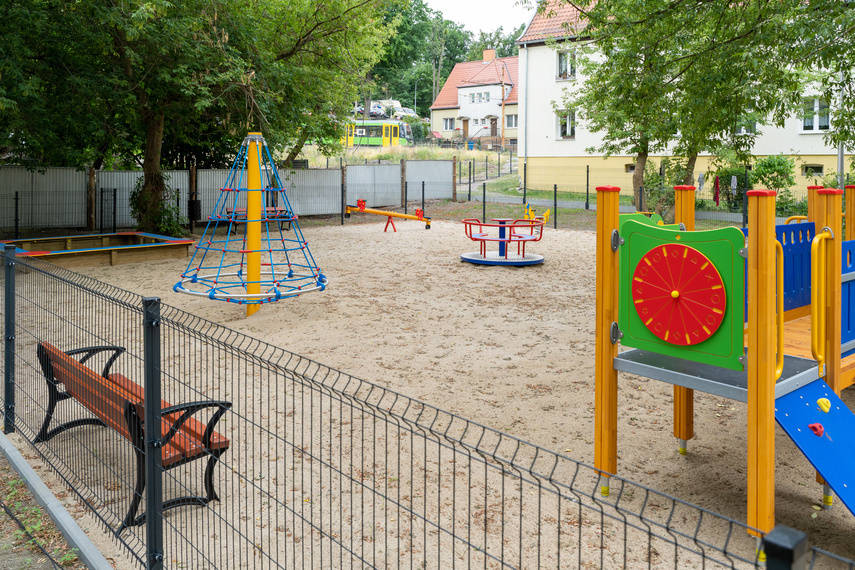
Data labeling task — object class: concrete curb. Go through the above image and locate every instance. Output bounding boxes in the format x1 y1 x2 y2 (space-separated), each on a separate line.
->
0 431 112 570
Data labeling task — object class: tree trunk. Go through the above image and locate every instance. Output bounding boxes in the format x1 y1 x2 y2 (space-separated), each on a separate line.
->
633 147 648 209
683 152 698 186
137 109 166 232
283 130 311 166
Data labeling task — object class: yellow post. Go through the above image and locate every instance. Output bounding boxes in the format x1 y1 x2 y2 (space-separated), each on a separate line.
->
673 185 696 454
807 185 823 227
846 185 855 242
746 189 777 536
595 185 621 496
246 132 263 317
815 188 843 393
812 188 843 507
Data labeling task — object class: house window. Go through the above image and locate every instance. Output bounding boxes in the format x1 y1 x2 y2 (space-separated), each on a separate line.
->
557 51 576 80
477 93 483 103
443 118 455 131
803 98 830 131
470 93 475 103
557 110 575 139
484 92 490 102
734 116 756 135
802 164 824 177
625 164 635 173
506 114 518 128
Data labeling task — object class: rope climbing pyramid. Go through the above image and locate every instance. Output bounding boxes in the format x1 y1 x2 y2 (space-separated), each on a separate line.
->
175 132 327 316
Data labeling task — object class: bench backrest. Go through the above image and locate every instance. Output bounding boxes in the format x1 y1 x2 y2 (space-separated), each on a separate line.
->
38 342 141 440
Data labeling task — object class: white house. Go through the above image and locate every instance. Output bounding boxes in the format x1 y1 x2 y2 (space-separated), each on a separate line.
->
430 50 520 146
516 2 850 192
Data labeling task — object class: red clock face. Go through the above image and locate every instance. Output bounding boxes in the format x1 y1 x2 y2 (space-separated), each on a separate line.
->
632 244 727 346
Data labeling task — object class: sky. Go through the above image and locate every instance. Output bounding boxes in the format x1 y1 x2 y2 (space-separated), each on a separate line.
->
425 0 534 34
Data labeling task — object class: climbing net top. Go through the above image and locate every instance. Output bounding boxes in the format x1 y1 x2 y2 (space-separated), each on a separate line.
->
174 133 327 305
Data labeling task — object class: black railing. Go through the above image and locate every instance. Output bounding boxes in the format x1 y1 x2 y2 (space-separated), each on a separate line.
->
0 249 853 569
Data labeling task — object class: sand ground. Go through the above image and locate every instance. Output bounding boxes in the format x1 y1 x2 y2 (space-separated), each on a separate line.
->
48 217 855 563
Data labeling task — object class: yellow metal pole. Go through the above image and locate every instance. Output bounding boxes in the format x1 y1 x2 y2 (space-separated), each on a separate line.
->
815 188 843 393
846 185 855 241
807 185 823 227
595 185 620 496
673 185 696 454
746 189 777 537
246 132 263 317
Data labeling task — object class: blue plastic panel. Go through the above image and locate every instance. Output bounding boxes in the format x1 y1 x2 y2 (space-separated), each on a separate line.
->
775 379 855 516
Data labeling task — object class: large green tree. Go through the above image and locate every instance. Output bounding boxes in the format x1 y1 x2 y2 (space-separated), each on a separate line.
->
1 0 393 231
465 24 525 60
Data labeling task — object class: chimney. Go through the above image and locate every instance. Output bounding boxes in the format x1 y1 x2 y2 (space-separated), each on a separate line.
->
483 49 496 62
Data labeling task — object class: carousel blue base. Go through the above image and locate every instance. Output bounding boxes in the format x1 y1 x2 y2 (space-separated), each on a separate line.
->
460 251 545 266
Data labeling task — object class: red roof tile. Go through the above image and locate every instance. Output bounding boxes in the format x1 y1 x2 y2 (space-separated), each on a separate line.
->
430 56 519 110
517 0 586 44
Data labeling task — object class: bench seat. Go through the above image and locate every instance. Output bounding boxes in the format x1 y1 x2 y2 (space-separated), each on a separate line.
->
36 342 231 529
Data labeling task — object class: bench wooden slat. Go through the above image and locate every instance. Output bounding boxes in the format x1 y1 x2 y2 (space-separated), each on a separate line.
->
37 342 231 527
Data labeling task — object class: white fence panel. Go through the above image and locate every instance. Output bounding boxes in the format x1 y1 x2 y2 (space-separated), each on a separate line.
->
406 160 453 200
346 165 401 208
0 166 86 229
96 170 189 230
280 169 342 216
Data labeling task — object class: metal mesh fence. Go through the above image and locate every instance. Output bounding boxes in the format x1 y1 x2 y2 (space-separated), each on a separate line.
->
1 250 854 568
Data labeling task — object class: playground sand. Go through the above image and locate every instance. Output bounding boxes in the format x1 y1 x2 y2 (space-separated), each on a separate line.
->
70 218 855 561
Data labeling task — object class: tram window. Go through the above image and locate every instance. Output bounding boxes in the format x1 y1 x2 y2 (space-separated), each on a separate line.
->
393 126 399 137
368 126 382 137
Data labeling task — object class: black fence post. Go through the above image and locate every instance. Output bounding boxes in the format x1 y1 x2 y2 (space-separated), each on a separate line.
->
421 181 425 212
4 245 16 434
14 191 19 240
143 297 164 570
523 162 527 204
468 163 472 201
763 526 807 570
113 188 118 233
585 165 590 210
482 182 486 221
553 184 558 229
340 182 345 225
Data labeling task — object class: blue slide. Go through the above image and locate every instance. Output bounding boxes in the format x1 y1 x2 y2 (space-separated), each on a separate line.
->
775 379 855 514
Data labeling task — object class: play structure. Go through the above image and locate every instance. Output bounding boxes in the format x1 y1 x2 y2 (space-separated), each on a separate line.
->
344 199 431 231
174 132 326 316
461 218 545 266
595 183 855 541
2 232 193 267
524 203 550 223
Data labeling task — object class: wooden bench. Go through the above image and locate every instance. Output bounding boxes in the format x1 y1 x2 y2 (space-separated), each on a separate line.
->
221 206 293 233
35 342 231 530
462 218 545 258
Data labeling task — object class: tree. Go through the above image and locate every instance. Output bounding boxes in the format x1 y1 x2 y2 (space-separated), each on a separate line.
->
465 24 526 60
563 0 855 197
2 0 394 232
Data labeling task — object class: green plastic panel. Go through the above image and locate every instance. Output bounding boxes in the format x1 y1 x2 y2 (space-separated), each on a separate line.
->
618 212 678 231
618 220 746 371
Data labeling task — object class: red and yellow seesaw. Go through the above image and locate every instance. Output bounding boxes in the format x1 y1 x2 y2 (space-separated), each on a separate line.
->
345 199 431 231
